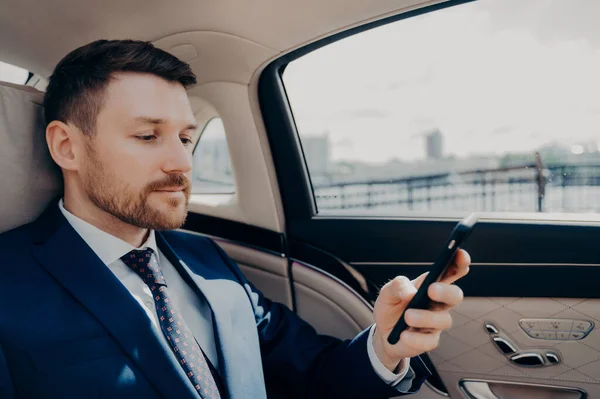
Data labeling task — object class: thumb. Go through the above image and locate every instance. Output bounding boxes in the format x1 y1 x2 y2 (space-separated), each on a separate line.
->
412 271 429 289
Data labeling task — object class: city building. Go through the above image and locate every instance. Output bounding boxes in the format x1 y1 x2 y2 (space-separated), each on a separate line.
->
425 129 443 160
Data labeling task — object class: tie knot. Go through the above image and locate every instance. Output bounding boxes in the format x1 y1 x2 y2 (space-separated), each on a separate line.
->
121 248 167 287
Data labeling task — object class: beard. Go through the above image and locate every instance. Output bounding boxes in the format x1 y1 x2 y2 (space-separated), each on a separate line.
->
82 145 191 231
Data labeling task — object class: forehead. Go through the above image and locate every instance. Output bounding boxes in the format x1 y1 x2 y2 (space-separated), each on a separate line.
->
99 72 195 125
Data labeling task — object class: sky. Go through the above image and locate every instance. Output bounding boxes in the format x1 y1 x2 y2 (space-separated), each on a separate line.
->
284 0 600 163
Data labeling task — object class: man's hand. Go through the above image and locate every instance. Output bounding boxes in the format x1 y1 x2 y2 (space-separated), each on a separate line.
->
372 249 471 372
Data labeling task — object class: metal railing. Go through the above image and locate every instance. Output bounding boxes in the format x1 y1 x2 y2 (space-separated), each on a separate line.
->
314 160 600 213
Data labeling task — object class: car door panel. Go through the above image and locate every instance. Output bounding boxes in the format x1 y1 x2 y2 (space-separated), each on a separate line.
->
184 220 600 398
292 260 373 340
434 298 600 397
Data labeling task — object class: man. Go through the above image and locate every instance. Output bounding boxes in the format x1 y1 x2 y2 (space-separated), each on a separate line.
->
0 40 470 398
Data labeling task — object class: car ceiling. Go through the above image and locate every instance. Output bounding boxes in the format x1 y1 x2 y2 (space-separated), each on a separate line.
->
1 0 447 83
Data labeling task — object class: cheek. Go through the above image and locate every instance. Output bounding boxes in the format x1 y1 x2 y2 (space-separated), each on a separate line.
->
90 140 164 190
95 155 147 191
103 150 152 180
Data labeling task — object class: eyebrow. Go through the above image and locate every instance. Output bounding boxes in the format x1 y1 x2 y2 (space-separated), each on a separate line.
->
134 116 197 131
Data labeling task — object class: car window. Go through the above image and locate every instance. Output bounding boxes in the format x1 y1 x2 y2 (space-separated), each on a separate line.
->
192 117 235 194
283 0 600 215
0 61 29 85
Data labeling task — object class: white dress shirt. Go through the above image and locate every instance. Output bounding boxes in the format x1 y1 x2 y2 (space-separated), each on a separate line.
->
59 199 410 386
58 199 219 369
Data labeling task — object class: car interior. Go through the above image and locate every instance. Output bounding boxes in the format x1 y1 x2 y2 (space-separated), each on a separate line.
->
2 0 600 398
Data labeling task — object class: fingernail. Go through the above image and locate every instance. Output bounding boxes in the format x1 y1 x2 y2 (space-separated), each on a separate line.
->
431 283 442 295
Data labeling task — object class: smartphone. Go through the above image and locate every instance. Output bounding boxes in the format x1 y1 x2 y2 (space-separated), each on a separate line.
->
387 213 478 345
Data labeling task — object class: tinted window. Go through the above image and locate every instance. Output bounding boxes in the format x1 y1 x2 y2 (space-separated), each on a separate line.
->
284 0 600 215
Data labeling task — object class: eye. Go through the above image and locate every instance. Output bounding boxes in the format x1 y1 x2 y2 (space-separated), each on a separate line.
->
137 135 157 142
181 137 193 146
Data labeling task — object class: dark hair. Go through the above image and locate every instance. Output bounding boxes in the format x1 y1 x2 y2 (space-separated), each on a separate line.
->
43 39 197 135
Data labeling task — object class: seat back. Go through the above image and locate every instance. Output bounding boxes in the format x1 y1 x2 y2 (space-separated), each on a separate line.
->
0 82 63 233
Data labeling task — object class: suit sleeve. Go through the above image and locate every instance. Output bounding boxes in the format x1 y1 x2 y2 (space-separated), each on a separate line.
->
210 241 431 399
0 344 15 399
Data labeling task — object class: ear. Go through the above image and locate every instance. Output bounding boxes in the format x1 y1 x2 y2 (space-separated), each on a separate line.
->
46 121 84 171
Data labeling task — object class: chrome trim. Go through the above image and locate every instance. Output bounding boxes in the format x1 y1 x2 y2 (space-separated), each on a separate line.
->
492 337 517 354
468 262 600 267
460 381 499 399
351 262 433 266
546 352 560 364
459 379 586 399
510 352 545 367
313 211 600 225
484 323 499 334
350 261 600 267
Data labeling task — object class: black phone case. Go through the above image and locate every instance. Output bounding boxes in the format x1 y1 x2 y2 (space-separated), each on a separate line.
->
387 213 477 345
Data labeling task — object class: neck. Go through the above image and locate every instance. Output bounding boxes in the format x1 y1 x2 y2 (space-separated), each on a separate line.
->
63 191 149 248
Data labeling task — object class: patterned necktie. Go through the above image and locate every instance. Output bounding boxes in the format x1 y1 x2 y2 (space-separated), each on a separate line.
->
121 248 221 399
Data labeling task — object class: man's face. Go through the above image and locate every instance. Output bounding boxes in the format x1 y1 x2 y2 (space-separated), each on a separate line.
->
80 72 196 230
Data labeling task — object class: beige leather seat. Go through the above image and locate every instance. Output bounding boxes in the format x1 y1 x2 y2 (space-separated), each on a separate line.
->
0 82 62 234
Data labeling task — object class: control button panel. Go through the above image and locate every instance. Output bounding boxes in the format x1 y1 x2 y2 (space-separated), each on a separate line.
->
484 321 563 367
570 331 585 340
519 319 594 340
573 320 592 332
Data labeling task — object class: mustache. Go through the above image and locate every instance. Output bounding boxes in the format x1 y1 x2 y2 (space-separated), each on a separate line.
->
146 174 191 193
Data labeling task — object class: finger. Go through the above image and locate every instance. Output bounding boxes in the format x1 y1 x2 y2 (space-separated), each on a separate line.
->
414 327 437 334
407 326 437 334
428 301 450 312
439 249 471 284
382 276 417 305
404 309 452 330
428 283 464 307
399 330 441 353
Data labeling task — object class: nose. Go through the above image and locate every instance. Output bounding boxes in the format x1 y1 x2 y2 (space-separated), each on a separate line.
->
161 136 193 174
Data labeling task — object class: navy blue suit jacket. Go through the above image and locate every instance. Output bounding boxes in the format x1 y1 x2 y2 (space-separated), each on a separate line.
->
0 201 430 398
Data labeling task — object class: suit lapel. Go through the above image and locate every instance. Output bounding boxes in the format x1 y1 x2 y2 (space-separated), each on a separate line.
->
29 202 199 399
157 233 267 399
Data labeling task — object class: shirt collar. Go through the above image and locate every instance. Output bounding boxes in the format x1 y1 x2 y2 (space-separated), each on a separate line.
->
58 198 159 266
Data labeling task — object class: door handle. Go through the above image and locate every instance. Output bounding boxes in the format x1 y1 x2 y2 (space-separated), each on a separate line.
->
460 381 499 399
460 379 586 399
